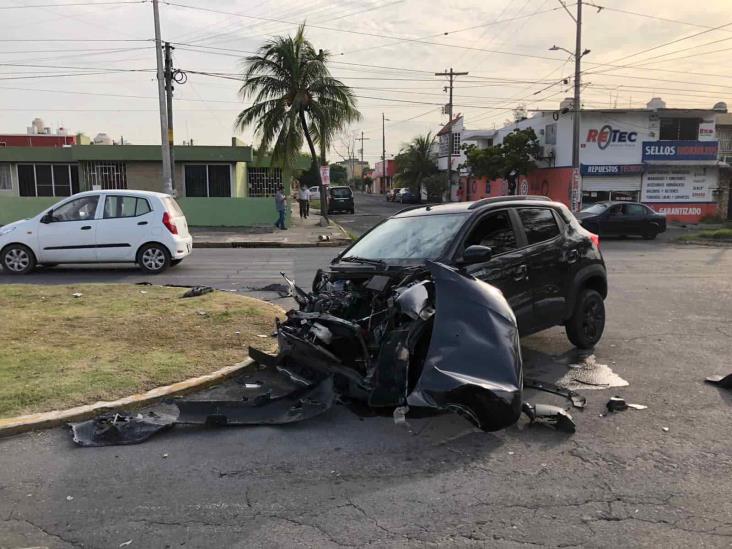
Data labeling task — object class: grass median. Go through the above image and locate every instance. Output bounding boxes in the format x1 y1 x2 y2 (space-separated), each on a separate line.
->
678 226 732 242
0 284 281 418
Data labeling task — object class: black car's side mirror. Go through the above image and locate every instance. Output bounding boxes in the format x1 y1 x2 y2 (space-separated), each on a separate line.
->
462 245 493 265
40 211 54 224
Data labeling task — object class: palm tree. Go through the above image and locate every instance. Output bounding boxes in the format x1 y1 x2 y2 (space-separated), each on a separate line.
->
235 24 360 223
394 133 437 200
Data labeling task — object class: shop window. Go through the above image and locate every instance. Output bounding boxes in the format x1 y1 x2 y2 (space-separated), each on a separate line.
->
17 163 79 197
659 118 701 140
184 164 231 197
247 167 283 197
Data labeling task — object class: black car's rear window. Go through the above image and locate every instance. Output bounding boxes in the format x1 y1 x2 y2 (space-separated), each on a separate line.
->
330 187 352 198
518 208 560 244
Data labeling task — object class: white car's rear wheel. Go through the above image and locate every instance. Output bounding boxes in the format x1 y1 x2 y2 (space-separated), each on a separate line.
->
137 243 170 274
1 244 36 275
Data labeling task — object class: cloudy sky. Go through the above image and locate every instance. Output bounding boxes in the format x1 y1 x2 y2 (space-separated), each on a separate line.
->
2 0 731 164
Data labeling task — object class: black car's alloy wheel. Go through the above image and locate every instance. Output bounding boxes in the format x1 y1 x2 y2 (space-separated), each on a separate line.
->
566 289 605 349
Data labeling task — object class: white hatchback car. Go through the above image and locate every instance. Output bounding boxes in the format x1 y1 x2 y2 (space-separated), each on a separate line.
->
0 190 192 274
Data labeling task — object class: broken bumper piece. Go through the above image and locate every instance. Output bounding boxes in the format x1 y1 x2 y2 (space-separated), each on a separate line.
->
70 408 177 447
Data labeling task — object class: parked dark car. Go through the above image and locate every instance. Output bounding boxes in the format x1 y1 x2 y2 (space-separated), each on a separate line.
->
397 188 420 204
576 201 666 239
327 186 354 214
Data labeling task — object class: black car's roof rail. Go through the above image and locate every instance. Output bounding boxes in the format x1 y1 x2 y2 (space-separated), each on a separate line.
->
467 195 552 210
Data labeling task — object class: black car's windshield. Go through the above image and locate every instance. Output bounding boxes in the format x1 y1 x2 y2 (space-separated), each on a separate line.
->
581 203 608 214
341 213 470 261
330 187 352 198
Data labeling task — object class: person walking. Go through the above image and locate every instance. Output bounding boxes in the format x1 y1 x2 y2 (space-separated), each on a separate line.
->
274 185 287 230
297 180 310 219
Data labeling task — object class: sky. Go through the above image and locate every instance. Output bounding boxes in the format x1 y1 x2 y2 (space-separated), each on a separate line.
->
1 0 731 165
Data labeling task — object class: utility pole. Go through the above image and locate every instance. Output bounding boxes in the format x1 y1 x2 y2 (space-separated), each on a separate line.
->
382 113 386 193
572 0 583 212
164 42 175 194
357 131 370 188
152 0 172 195
435 68 468 201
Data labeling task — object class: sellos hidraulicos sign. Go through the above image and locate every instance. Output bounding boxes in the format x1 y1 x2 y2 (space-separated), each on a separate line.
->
580 164 644 176
642 140 719 161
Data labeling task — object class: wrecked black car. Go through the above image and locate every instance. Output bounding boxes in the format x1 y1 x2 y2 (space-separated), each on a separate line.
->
71 197 600 446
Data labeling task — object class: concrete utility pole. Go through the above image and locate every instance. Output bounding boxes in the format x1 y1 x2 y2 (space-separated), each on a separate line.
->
357 131 370 186
382 113 387 192
572 0 583 211
164 41 175 194
435 68 468 202
152 0 173 195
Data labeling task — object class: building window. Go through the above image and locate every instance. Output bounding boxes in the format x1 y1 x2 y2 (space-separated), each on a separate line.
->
545 123 557 145
83 161 126 190
247 167 283 197
0 164 12 190
17 163 79 197
452 133 461 155
659 118 701 140
439 134 449 157
184 164 231 197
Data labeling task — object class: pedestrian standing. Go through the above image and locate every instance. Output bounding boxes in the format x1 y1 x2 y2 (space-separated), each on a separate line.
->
274 185 287 230
297 180 310 219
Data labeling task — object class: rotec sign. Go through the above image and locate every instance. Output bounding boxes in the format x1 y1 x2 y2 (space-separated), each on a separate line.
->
585 125 638 150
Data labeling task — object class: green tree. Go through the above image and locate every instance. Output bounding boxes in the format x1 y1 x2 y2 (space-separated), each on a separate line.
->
329 163 347 185
235 24 360 222
464 128 540 194
394 133 437 194
422 173 448 202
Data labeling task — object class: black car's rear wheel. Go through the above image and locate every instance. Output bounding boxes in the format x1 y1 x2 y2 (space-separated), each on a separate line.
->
642 224 658 240
566 289 605 349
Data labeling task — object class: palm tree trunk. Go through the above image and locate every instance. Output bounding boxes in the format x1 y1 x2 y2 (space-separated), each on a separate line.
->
299 109 329 225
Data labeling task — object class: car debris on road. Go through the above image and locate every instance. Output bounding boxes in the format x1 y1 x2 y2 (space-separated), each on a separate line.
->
70 266 588 447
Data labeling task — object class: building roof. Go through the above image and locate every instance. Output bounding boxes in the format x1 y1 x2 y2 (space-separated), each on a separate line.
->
436 115 463 137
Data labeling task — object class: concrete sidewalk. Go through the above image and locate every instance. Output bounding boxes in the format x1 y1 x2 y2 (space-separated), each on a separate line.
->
191 209 352 248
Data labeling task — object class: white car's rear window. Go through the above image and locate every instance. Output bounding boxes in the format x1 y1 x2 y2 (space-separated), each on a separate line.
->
163 197 184 216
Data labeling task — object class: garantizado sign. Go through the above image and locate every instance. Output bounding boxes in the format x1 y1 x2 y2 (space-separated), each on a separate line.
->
585 125 638 149
580 164 644 176
642 140 719 162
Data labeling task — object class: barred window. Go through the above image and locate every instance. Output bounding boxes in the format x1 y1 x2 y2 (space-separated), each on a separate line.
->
248 167 283 197
83 161 126 190
452 133 461 155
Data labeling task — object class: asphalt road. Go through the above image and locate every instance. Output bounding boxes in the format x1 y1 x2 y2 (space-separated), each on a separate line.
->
1 223 731 546
328 191 406 236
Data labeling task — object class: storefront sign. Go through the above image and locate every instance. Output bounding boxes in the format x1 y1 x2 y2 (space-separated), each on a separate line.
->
571 168 581 212
644 203 718 223
698 121 716 141
641 167 717 202
580 164 644 176
585 125 638 150
642 140 719 161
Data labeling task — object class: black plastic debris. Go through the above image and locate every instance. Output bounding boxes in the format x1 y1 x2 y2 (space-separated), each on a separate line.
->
606 396 628 412
181 286 214 298
522 403 576 433
70 409 177 447
705 373 732 389
524 378 586 409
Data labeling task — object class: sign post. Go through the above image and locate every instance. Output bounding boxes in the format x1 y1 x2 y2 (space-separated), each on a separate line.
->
571 168 582 212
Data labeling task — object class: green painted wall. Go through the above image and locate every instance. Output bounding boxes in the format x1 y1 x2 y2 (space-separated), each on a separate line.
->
234 162 246 198
175 197 290 227
0 196 290 227
0 196 57 224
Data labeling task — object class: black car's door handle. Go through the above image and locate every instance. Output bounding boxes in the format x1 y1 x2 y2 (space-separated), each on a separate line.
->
80 226 92 230
137 221 148 225
567 249 579 263
513 264 528 281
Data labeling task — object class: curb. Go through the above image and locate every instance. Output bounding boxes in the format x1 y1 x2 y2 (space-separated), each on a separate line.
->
193 240 350 249
0 357 256 438
676 239 732 247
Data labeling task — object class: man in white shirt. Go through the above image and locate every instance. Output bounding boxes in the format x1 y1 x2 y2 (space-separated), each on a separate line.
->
297 180 311 219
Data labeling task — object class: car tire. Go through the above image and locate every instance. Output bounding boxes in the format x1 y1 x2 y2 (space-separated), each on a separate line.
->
566 288 605 349
137 243 170 274
1 244 36 275
642 225 658 240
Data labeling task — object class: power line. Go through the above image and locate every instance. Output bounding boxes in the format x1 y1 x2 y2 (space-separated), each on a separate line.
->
584 2 732 33
0 0 144 8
